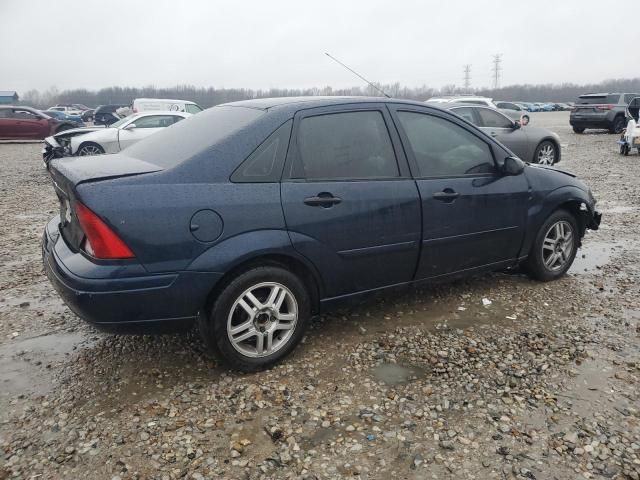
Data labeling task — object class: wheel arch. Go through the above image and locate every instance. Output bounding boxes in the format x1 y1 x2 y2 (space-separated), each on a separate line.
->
521 187 592 257
535 136 561 163
202 252 322 317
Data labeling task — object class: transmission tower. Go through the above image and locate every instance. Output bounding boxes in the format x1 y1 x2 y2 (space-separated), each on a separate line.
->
492 54 502 89
463 64 472 92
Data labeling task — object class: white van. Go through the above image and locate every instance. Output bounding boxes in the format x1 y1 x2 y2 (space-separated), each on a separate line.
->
132 98 204 114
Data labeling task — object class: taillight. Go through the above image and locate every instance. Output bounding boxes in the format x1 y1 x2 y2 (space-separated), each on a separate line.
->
596 104 614 111
74 202 134 259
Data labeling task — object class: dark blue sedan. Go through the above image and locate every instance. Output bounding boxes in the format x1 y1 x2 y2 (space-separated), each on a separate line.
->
43 97 601 371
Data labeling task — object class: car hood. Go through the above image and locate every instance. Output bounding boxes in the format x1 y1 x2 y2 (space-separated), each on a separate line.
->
524 125 561 142
526 163 590 193
70 128 118 146
52 126 105 139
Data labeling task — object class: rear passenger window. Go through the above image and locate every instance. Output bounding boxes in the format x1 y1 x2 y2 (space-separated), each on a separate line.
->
294 111 399 180
452 107 476 124
397 111 495 177
231 120 292 183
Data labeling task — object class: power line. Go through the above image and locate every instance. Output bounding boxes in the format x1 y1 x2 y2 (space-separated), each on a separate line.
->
492 54 502 89
463 64 472 92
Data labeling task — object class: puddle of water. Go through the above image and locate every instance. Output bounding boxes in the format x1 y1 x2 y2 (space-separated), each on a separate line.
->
0 331 87 397
372 363 425 385
570 242 616 274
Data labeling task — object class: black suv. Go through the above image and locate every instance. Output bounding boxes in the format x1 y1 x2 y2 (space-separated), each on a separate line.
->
93 104 128 125
570 93 639 134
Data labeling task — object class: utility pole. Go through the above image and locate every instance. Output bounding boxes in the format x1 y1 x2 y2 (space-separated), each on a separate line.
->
463 64 472 92
492 54 502 89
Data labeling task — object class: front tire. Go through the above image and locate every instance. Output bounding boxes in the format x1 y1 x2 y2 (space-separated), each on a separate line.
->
525 210 579 281
572 126 585 134
77 142 105 156
533 140 557 165
199 266 311 372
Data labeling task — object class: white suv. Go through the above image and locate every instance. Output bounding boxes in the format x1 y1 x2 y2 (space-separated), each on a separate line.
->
132 98 203 114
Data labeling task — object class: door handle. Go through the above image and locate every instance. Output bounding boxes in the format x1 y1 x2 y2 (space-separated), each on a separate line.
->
490 132 498 137
432 189 460 202
304 193 342 208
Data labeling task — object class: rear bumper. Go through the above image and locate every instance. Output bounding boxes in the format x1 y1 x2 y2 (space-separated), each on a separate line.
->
570 113 616 129
42 216 222 332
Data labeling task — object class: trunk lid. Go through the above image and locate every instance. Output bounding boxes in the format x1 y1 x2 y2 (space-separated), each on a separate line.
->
48 153 162 252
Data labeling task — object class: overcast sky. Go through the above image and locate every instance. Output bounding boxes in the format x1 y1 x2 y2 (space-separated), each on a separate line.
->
1 0 637 94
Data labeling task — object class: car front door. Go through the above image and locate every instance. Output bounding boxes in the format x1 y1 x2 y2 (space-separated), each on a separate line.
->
117 115 182 150
389 106 529 279
281 105 422 299
12 109 50 139
474 107 531 161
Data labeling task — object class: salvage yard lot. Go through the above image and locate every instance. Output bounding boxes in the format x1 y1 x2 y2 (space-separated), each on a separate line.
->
1 111 639 479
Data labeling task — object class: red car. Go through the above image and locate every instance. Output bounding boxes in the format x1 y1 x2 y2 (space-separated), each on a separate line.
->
0 106 75 139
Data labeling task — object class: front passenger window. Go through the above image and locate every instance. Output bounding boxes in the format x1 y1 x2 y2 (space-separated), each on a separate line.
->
477 109 513 128
397 111 495 177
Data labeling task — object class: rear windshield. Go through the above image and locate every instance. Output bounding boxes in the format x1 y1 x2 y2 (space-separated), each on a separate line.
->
576 94 620 105
125 106 263 168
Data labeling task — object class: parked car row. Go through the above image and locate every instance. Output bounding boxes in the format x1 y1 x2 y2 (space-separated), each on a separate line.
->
42 111 191 162
42 96 602 371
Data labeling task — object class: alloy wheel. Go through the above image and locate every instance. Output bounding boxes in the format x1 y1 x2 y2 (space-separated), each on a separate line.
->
78 145 103 156
541 220 574 271
227 282 298 358
537 143 556 165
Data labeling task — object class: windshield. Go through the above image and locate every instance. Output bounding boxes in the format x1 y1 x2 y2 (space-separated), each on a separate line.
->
110 116 133 128
185 103 203 113
125 106 263 168
576 94 620 105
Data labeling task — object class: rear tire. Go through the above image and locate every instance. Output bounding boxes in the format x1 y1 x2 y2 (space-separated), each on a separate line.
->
610 116 626 134
572 126 585 134
199 266 311 372
77 142 104 156
525 209 579 282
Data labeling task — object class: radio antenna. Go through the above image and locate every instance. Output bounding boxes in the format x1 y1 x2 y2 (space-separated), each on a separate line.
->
324 52 391 98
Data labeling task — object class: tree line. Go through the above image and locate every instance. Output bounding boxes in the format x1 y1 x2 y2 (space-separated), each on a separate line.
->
21 77 640 109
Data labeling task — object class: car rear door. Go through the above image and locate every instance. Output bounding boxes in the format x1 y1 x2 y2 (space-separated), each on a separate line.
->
475 107 530 161
281 104 421 299
389 105 529 279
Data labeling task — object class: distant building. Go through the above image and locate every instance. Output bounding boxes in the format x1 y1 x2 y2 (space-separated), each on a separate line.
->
0 91 19 104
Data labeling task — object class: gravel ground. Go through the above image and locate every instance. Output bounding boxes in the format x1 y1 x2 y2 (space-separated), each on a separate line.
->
1 111 639 480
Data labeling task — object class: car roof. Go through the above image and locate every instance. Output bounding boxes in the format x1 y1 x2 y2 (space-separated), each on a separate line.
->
129 111 191 118
0 105 37 110
218 96 433 112
134 98 198 104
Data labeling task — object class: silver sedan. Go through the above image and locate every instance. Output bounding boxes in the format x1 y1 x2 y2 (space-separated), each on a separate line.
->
443 104 561 165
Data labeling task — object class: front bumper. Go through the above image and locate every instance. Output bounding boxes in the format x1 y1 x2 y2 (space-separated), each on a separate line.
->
588 209 602 230
42 216 222 333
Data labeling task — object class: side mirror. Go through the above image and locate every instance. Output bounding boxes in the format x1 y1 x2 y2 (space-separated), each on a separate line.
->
513 121 521 130
124 123 136 130
502 156 525 175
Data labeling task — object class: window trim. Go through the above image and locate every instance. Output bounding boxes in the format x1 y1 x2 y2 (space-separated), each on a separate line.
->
283 105 410 183
230 119 293 183
388 106 501 180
